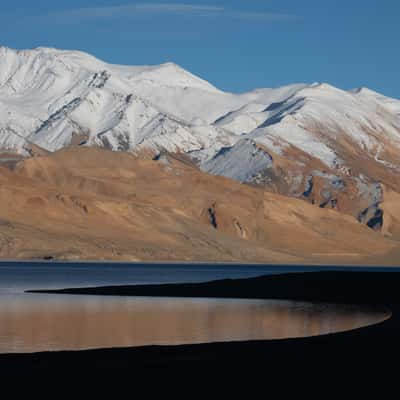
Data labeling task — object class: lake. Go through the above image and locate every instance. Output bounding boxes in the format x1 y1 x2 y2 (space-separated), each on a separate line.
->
0 261 394 353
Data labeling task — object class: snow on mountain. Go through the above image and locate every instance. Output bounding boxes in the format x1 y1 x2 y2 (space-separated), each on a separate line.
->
201 139 273 182
0 46 239 154
1 46 400 228
204 82 400 173
199 82 400 226
0 46 303 156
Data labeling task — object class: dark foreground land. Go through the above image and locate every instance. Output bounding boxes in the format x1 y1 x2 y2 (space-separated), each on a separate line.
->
2 271 400 385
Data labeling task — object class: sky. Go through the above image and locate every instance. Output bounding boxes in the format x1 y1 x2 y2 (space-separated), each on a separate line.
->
1 0 399 98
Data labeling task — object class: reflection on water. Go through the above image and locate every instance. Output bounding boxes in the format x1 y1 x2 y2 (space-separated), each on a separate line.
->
0 294 391 353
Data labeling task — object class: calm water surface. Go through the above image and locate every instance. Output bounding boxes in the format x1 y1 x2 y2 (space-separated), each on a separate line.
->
0 261 315 293
0 262 393 353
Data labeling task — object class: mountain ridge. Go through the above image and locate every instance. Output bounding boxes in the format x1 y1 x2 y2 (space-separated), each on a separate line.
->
1 46 400 240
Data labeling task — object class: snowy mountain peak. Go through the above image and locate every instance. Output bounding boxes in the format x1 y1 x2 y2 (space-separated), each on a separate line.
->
352 87 375 95
0 46 220 94
1 46 400 230
124 60 221 93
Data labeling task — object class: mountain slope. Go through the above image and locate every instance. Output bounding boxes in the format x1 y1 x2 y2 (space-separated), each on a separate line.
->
0 146 395 264
1 47 400 236
0 47 301 156
202 83 400 227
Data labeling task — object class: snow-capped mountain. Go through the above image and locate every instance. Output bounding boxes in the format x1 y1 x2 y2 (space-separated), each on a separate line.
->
1 46 400 229
0 46 303 156
202 82 400 227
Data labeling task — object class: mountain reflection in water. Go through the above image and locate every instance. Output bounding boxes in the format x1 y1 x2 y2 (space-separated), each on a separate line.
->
0 294 390 353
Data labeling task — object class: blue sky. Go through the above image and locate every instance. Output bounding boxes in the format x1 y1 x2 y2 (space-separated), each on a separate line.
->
1 1 399 98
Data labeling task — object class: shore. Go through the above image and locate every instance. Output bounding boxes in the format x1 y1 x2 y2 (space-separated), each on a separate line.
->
2 270 400 381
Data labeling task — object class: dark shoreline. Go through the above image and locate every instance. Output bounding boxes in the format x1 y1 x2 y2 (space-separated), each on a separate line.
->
3 271 400 380
27 270 400 304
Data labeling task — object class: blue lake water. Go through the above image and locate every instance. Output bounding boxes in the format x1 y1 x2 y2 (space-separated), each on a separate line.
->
1 261 398 294
0 262 394 353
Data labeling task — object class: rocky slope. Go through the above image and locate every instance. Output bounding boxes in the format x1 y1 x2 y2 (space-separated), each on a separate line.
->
1 47 400 259
0 147 396 263
203 84 400 227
